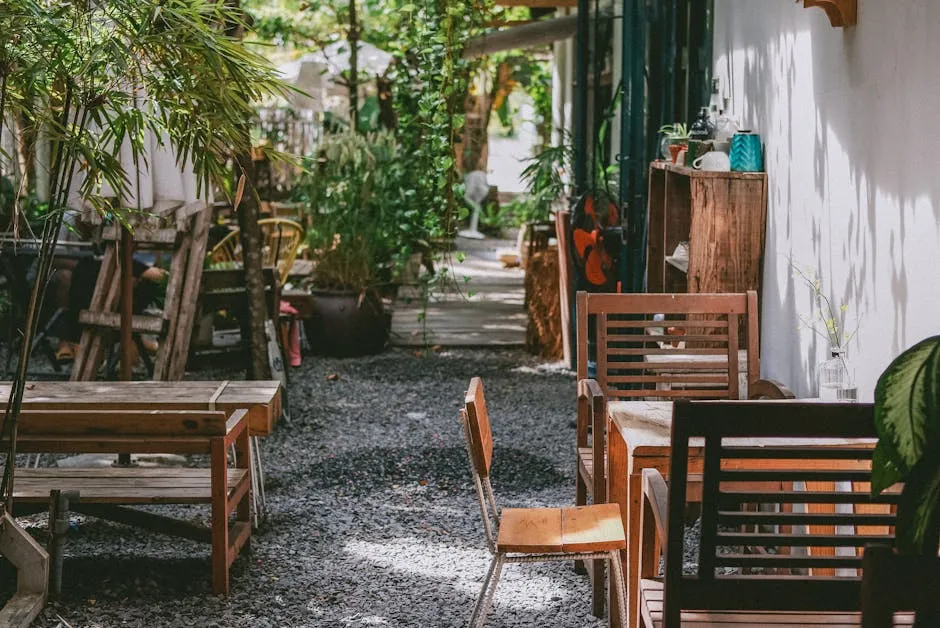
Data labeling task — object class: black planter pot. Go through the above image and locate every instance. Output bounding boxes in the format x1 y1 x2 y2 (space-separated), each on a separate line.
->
305 289 389 357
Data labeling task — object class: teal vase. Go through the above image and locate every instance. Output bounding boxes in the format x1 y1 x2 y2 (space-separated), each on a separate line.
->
730 132 763 172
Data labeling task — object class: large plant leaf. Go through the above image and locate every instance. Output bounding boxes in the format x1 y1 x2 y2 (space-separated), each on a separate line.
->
871 441 905 495
896 453 940 554
873 336 940 483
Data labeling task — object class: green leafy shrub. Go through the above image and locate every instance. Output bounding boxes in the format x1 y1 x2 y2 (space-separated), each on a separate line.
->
872 335 940 553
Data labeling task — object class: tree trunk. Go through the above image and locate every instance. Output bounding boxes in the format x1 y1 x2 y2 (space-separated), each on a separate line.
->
224 1 273 381
348 0 359 132
234 153 273 380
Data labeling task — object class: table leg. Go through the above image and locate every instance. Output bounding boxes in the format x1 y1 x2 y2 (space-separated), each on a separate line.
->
627 468 642 628
607 415 629 627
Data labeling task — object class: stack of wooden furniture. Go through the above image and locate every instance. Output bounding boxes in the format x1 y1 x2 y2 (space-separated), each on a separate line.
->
646 162 767 296
72 202 212 381
637 400 904 627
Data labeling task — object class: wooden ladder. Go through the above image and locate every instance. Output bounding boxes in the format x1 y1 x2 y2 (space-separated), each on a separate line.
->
71 203 212 381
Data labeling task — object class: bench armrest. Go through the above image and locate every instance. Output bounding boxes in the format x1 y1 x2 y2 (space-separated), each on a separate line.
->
642 468 669 542
576 378 604 448
748 378 795 400
223 408 250 446
639 468 669 580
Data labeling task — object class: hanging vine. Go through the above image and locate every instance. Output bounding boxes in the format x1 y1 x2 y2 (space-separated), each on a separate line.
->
390 0 492 344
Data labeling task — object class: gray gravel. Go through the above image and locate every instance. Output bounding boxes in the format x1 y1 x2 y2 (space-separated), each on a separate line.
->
9 348 614 627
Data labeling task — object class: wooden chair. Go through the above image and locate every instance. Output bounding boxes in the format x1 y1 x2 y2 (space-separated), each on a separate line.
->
638 400 905 627
861 546 940 628
208 218 304 286
576 291 762 402
574 291 790 615
461 377 628 627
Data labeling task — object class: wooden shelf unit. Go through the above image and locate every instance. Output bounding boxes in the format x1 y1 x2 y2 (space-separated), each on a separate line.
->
646 161 767 295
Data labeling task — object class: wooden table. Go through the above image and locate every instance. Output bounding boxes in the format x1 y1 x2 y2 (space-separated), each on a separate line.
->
605 400 875 628
0 380 282 436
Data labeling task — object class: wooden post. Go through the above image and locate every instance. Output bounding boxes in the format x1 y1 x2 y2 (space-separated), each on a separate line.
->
118 225 134 466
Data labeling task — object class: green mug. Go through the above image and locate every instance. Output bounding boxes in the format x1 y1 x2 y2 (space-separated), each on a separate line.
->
686 140 712 167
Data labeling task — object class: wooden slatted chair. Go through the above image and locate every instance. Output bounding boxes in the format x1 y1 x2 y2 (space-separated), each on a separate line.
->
861 546 940 628
638 400 908 628
208 218 304 286
461 377 628 627
574 291 790 615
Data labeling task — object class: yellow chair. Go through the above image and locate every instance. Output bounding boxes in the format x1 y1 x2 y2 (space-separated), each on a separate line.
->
209 218 304 285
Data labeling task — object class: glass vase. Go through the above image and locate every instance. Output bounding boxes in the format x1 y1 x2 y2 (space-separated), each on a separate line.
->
818 346 858 402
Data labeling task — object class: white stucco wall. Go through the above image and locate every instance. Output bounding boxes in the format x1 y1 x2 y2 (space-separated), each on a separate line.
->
712 0 940 399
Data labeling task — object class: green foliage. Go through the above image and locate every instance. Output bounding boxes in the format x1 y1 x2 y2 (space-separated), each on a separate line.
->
297 130 407 290
872 336 940 553
519 138 573 223
477 201 511 236
0 0 289 220
658 122 690 141
392 0 492 258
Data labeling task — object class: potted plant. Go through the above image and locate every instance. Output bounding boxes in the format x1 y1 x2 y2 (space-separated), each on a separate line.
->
658 123 690 163
298 130 402 356
872 335 940 554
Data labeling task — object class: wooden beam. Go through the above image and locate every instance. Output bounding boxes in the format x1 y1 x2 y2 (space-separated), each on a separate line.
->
464 14 579 58
486 19 538 27
496 0 577 6
803 0 857 27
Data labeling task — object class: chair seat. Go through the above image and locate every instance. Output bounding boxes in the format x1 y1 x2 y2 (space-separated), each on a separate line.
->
497 503 626 554
639 579 914 627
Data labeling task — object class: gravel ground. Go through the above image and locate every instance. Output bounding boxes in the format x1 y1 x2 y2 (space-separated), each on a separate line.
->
6 348 617 627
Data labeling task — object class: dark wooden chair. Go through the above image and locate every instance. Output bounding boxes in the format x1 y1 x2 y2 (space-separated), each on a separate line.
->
861 546 940 628
574 291 790 616
638 400 908 627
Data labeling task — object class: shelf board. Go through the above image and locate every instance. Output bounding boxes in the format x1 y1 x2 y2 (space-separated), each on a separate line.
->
650 160 767 180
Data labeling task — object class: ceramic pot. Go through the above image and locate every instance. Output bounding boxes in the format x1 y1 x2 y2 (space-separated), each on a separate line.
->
305 289 389 357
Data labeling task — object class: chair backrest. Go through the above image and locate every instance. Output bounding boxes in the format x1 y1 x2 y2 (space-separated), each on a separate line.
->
461 377 502 552
861 545 940 627
662 400 895 625
463 377 494 479
576 291 759 401
208 218 304 285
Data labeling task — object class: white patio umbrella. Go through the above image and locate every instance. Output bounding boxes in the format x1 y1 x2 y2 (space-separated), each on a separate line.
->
303 40 393 78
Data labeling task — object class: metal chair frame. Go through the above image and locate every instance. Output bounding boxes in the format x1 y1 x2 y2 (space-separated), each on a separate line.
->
459 408 628 627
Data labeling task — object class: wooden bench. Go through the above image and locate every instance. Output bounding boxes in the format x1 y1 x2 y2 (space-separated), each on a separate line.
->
4 408 252 594
638 400 908 627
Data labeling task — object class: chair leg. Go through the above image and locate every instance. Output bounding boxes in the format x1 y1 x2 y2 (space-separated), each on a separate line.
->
608 550 628 628
575 473 587 575
469 553 504 628
590 555 606 618
251 436 266 521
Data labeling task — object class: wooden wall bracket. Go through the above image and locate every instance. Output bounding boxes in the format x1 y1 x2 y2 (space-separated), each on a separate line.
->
803 0 857 27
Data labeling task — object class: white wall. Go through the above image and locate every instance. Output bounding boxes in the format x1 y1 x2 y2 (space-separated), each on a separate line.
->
713 0 940 399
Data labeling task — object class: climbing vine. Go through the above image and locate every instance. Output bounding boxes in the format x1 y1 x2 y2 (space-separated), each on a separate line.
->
392 0 492 264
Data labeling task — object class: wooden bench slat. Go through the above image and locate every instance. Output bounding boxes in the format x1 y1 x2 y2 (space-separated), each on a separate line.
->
8 436 212 455
16 410 228 436
13 468 248 504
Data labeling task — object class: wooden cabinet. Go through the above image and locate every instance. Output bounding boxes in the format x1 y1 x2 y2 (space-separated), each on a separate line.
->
646 161 767 296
